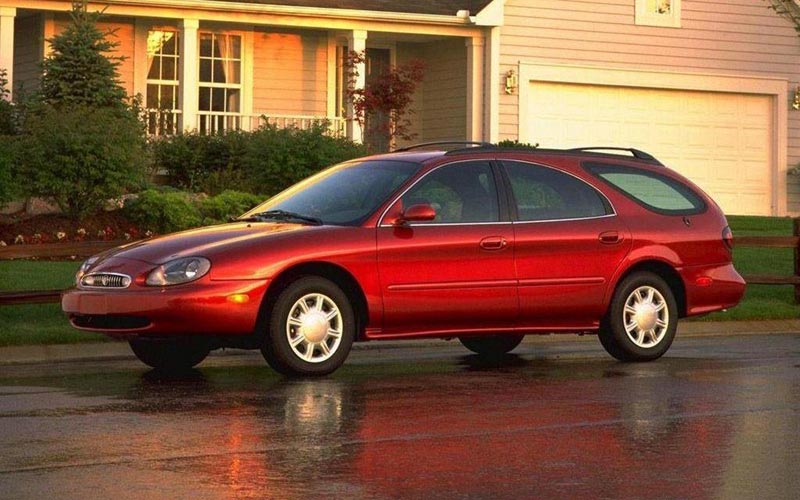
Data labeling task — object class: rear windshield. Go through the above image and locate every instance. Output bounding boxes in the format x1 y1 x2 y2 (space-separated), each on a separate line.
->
585 163 706 215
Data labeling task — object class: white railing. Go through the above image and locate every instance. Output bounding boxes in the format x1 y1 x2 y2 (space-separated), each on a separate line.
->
144 109 181 137
196 111 346 137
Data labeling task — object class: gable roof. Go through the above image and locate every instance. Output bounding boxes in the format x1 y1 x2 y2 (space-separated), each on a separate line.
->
217 0 494 16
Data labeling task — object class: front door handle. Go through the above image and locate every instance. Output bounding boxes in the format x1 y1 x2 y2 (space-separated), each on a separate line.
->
480 236 508 251
599 231 621 245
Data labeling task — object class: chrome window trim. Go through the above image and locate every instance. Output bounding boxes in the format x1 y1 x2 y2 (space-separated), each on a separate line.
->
80 272 132 289
501 159 618 220
377 159 503 228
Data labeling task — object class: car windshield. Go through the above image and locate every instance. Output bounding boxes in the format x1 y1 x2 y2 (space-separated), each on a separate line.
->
241 160 421 226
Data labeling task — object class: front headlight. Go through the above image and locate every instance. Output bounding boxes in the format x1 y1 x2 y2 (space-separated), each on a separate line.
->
145 257 211 286
75 256 99 285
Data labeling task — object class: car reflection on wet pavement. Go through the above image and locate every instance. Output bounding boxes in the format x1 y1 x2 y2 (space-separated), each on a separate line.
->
0 334 798 499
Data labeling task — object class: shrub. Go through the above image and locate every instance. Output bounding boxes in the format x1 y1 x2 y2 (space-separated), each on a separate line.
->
152 125 366 196
0 137 15 206
242 124 367 196
123 188 201 233
150 131 248 193
496 139 539 149
16 105 147 220
0 69 15 135
199 190 263 224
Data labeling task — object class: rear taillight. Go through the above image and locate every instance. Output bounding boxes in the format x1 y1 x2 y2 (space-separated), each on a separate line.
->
722 226 733 251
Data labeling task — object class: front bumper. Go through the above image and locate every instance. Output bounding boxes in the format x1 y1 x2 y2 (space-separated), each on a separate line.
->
62 279 269 337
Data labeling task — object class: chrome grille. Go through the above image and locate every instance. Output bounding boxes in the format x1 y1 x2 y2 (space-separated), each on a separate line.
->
80 272 131 289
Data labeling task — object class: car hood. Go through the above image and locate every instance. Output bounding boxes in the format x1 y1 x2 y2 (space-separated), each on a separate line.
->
101 222 317 264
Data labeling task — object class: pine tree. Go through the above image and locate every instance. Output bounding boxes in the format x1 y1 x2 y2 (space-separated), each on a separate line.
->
40 1 127 108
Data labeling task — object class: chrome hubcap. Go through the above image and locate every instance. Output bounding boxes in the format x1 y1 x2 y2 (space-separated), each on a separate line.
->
623 286 669 348
286 293 343 363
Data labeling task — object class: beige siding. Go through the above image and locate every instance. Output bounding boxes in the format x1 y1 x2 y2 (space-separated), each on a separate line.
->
13 14 42 94
54 15 135 97
251 28 327 116
396 42 424 147
421 37 466 142
500 0 800 211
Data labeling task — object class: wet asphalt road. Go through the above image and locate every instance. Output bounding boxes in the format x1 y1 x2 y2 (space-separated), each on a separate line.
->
0 333 798 500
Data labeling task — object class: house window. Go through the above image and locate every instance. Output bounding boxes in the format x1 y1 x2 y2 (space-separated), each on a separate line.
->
635 0 681 28
146 29 180 135
198 32 242 133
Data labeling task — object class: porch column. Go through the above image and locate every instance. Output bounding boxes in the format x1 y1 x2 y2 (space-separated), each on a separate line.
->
0 7 15 101
484 27 501 143
179 19 199 132
465 36 485 142
346 29 367 143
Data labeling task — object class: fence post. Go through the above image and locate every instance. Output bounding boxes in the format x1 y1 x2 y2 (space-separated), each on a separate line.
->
794 218 800 304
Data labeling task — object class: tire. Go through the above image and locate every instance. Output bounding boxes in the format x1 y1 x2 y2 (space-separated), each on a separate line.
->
459 335 524 357
599 271 678 362
129 338 210 371
261 276 356 377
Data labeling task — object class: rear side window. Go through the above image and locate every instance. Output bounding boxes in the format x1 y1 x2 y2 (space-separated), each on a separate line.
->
503 161 611 221
586 163 705 215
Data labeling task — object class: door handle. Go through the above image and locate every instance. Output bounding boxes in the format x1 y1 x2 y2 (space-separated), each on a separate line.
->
480 236 508 251
599 231 621 245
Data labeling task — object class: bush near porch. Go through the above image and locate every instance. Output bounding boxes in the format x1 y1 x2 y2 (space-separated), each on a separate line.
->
151 124 369 195
0 216 796 347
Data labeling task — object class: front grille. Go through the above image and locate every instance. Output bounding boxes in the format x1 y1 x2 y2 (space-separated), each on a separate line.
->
72 315 151 330
80 272 131 289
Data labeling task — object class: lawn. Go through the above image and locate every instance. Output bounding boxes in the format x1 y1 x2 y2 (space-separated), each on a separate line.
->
0 260 112 346
0 215 797 346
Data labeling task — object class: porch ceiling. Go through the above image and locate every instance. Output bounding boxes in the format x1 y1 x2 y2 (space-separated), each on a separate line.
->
215 1 493 16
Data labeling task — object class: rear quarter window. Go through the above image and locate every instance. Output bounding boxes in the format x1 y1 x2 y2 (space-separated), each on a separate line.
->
585 162 706 215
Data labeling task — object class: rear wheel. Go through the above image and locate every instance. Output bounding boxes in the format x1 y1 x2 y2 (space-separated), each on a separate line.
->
261 276 355 377
459 335 524 357
599 272 678 362
129 338 210 371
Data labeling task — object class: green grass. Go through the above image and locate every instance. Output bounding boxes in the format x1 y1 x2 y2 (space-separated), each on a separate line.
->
0 215 797 346
0 260 112 346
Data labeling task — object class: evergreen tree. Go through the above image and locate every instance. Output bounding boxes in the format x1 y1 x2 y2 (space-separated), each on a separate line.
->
40 1 127 108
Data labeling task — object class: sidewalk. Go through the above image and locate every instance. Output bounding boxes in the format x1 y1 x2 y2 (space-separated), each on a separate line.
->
0 319 797 366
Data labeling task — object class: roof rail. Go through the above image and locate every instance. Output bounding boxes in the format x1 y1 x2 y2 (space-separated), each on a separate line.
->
393 141 493 152
569 147 662 164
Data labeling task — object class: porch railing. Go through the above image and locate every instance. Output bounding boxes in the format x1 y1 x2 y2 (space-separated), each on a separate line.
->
144 109 346 137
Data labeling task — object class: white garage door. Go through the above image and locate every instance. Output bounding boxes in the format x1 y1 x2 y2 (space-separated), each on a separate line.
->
524 82 773 215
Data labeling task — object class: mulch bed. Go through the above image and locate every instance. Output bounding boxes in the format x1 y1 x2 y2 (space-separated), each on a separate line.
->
0 211 143 246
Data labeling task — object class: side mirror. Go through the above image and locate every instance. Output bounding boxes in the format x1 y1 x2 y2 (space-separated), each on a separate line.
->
395 203 436 225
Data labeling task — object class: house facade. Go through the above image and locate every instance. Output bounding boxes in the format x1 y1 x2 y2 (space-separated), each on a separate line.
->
1 0 798 216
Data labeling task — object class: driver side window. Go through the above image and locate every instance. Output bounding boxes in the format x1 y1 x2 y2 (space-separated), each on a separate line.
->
401 162 499 224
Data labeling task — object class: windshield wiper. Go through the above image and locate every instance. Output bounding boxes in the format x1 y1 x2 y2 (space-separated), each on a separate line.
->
239 210 323 226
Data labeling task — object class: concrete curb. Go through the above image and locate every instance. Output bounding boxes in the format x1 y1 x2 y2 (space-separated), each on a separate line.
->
0 319 797 366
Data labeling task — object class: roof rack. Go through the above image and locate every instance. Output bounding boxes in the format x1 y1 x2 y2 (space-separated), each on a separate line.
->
393 141 493 152
569 147 661 163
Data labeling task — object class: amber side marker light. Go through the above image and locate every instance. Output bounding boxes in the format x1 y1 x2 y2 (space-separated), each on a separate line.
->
227 294 250 304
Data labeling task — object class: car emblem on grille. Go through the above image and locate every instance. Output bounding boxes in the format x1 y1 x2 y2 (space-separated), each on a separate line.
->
101 275 109 286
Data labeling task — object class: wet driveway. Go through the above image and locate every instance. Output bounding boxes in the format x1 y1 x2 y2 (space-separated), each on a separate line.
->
0 333 798 499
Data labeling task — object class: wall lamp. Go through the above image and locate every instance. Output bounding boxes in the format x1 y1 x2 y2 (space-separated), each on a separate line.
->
505 69 518 94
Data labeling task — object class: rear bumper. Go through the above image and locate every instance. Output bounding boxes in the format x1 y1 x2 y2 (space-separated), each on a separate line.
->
62 279 269 338
682 263 746 316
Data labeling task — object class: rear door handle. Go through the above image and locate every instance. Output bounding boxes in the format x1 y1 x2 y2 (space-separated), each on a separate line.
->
599 231 621 245
480 236 508 251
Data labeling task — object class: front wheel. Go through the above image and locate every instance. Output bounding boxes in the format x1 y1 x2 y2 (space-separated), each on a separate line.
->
599 272 678 362
261 276 355 377
459 335 524 357
129 338 210 371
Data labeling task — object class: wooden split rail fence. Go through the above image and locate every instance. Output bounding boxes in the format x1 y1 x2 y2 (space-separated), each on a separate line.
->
2 221 800 306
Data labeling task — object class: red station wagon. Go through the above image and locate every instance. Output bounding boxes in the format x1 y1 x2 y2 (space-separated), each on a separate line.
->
62 143 746 375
